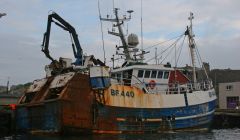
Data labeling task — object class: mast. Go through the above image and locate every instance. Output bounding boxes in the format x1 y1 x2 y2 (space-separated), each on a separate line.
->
155 48 157 64
100 8 133 62
187 12 197 87
100 7 148 66
6 77 9 94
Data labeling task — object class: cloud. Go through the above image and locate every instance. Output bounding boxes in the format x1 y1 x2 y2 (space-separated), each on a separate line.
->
0 0 240 84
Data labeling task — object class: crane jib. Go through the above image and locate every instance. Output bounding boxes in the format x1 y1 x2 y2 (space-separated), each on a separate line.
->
41 12 83 66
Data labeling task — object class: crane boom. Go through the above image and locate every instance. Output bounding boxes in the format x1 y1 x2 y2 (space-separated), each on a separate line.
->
41 12 83 66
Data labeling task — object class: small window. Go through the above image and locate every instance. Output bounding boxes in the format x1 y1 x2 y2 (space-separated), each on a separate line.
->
226 85 233 91
123 72 128 79
144 70 151 78
163 71 169 79
117 73 121 80
157 71 163 79
111 73 116 78
151 70 157 78
137 70 144 78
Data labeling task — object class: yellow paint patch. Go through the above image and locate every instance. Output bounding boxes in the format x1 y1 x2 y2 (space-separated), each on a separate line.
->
103 84 164 108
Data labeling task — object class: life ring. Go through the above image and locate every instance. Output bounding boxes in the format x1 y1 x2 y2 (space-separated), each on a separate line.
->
148 80 156 89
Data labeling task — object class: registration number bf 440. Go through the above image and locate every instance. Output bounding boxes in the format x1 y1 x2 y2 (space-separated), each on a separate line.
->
111 89 134 98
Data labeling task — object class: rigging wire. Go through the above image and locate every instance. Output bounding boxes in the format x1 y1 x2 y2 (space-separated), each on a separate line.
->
143 33 184 51
170 43 178 66
170 35 186 67
98 0 106 64
145 35 184 63
193 39 209 79
176 35 186 65
160 35 184 64
162 42 178 64
195 44 202 68
195 48 205 81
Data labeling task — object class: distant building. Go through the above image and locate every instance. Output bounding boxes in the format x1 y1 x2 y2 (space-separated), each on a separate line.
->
219 82 240 109
178 62 210 82
209 69 240 107
0 93 21 105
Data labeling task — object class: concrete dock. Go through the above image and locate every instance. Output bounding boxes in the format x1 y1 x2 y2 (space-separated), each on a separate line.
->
212 109 240 129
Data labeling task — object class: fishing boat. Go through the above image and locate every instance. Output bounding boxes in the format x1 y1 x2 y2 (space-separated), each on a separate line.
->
16 9 216 134
92 9 217 132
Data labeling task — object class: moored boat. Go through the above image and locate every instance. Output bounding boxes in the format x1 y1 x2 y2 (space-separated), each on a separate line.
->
16 9 216 134
92 9 216 132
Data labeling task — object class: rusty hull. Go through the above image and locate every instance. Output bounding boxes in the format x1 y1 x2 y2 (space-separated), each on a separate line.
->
16 72 215 134
17 73 88 133
16 73 119 134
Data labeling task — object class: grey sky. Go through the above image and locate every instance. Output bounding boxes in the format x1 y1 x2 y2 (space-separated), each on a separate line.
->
0 0 240 85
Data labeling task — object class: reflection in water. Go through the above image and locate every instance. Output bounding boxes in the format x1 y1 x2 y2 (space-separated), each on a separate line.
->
1 129 240 140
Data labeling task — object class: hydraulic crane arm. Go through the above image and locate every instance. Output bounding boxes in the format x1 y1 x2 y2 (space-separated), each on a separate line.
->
41 12 83 65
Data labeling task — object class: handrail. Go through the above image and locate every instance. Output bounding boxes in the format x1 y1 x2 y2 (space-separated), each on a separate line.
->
110 75 213 94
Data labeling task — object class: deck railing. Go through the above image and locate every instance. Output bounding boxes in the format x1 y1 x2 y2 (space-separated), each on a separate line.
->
110 75 213 94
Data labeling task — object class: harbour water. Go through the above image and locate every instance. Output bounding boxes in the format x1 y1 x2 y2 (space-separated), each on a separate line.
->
1 129 240 140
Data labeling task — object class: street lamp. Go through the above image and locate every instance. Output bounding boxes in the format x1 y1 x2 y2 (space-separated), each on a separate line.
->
0 13 7 18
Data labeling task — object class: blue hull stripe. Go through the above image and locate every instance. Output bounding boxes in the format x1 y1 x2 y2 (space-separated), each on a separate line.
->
98 99 216 130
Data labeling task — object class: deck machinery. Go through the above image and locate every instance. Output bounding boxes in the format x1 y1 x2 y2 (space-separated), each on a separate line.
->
16 12 107 134
16 10 216 134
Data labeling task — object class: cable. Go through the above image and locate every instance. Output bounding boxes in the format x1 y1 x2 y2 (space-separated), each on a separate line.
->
160 42 177 64
160 35 185 64
98 0 106 64
145 35 184 63
194 40 209 79
141 0 143 51
143 33 184 51
176 35 186 65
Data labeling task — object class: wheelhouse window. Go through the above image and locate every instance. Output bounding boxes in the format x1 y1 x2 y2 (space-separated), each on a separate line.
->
144 70 151 78
123 71 128 79
157 71 163 79
123 70 133 86
226 85 233 91
151 70 157 78
137 70 144 78
111 73 116 78
163 71 169 79
117 73 121 81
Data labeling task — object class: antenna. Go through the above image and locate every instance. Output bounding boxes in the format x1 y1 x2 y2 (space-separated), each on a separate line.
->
140 0 144 61
100 8 133 62
101 7 147 65
6 76 10 94
98 0 106 64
